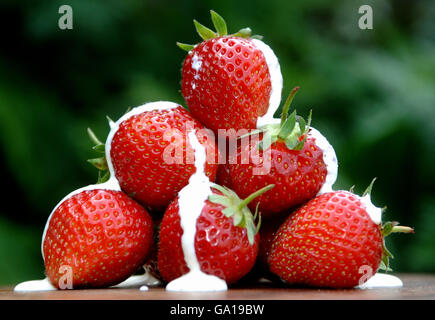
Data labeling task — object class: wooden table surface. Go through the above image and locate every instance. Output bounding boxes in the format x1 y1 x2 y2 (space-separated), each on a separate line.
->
1 274 434 300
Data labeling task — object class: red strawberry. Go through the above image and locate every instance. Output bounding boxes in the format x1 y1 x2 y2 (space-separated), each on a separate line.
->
225 87 335 217
158 184 274 285
42 188 154 289
89 102 219 212
178 10 282 134
215 163 232 187
267 180 414 288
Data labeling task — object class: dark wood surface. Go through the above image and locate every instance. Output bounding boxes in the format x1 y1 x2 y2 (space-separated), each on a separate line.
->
1 274 434 300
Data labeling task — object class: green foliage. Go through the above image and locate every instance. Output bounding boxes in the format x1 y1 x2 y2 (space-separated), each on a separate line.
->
0 0 434 285
0 217 43 286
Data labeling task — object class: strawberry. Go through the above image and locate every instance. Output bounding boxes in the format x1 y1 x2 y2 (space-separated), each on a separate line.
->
42 188 154 289
178 10 282 134
158 183 274 285
215 163 232 187
89 102 219 212
225 87 336 217
267 180 414 288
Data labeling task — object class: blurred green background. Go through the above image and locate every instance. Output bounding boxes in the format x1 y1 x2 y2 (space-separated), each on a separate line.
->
0 0 434 286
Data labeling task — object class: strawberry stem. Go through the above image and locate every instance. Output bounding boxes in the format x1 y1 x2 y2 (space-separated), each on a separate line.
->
380 221 414 271
391 225 414 234
280 86 300 128
237 184 275 210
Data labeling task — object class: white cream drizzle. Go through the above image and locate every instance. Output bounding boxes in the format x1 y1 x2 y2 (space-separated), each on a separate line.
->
190 53 202 90
359 193 382 225
112 268 161 289
307 127 383 226
165 131 227 292
14 268 161 292
357 273 403 289
308 127 338 196
14 278 56 292
252 39 283 128
191 54 202 73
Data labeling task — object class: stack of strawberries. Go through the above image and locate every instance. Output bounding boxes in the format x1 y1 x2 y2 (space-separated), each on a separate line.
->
42 11 413 290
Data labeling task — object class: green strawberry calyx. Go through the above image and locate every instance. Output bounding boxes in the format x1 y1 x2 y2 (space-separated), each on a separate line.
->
360 178 414 272
379 220 414 272
87 112 124 184
243 86 312 151
87 127 110 184
208 183 275 245
177 10 263 52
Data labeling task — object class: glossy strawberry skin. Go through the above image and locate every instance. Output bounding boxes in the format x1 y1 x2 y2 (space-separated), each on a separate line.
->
110 106 218 212
227 136 327 217
43 189 153 289
181 36 272 133
268 191 383 288
215 163 232 188
158 194 259 285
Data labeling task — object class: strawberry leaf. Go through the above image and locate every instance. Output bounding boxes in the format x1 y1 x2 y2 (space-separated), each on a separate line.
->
306 109 312 132
255 207 262 234
285 134 300 150
97 170 110 184
232 27 252 38
87 157 108 171
258 132 277 151
210 183 233 197
177 42 195 52
233 211 243 226
208 183 274 245
246 219 256 245
208 194 232 207
278 110 297 140
92 144 106 154
238 128 263 140
379 260 393 272
298 116 306 135
87 127 111 183
87 127 103 145
362 177 377 197
193 20 217 40
222 206 235 218
251 34 264 40
293 135 307 151
210 10 227 36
